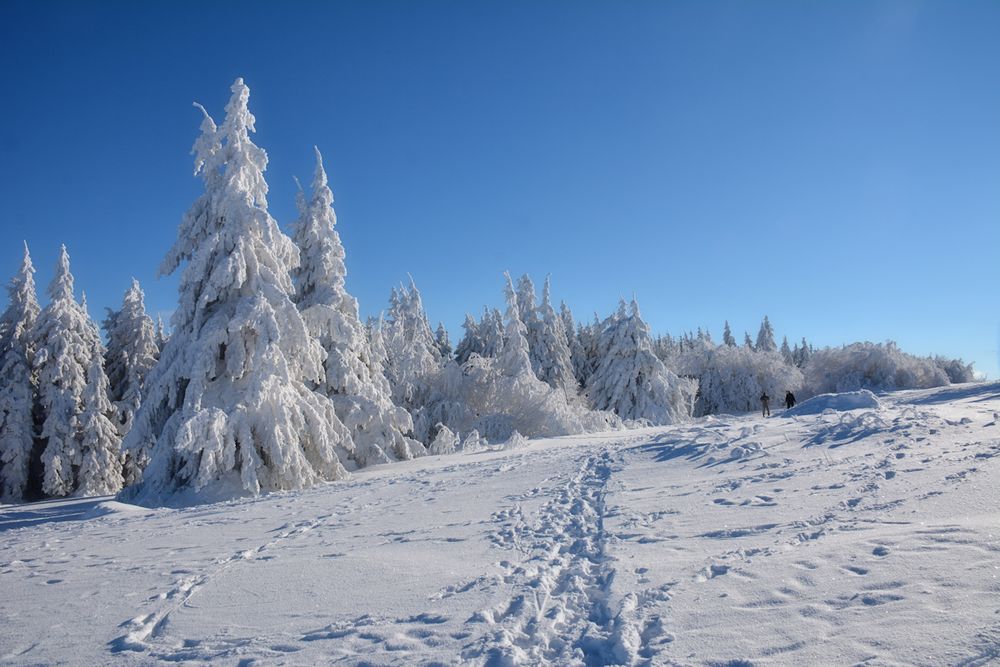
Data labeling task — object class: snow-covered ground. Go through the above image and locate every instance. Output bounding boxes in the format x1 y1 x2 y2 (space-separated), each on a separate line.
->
2 383 1000 666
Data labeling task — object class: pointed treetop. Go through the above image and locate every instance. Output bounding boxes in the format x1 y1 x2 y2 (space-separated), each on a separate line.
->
49 244 74 303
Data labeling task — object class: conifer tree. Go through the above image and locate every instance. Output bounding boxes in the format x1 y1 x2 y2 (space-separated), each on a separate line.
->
780 335 793 365
0 244 41 501
585 299 694 424
32 246 109 497
744 331 754 350
434 322 452 359
530 277 576 393
76 355 124 496
722 320 736 347
500 273 533 377
291 148 423 465
383 279 441 411
560 301 586 389
454 313 483 365
124 79 348 502
756 315 777 353
103 279 160 452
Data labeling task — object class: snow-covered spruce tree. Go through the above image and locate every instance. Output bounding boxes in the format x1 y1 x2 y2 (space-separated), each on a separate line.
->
585 299 695 424
290 148 423 466
454 313 483 365
76 355 124 496
780 335 793 365
434 322 452 360
755 316 777 353
103 280 159 455
0 244 41 501
154 316 169 349
722 320 736 347
500 273 534 376
559 301 586 390
480 308 505 358
530 277 576 394
382 279 441 411
793 336 811 368
123 79 348 503
32 246 115 497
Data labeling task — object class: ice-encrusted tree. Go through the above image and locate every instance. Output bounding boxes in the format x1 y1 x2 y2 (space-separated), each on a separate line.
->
559 301 586 390
0 244 41 501
585 299 695 424
743 331 754 350
780 335 793 365
434 323 452 360
123 79 348 503
383 279 441 410
722 320 736 347
793 337 812 368
32 246 111 497
76 356 124 496
454 313 483 365
530 277 576 394
480 308 505 359
290 148 423 466
500 273 534 377
103 280 160 447
756 316 777 353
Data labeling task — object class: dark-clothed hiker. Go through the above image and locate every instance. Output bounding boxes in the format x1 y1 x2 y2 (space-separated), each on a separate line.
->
785 391 796 410
760 392 770 417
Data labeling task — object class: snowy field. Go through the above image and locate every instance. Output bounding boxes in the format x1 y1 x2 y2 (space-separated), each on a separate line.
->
2 383 1000 666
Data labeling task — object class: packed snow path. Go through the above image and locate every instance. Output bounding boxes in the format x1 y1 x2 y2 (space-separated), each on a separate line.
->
2 383 1000 665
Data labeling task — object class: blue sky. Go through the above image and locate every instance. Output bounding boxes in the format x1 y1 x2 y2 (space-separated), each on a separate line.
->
1 1 997 376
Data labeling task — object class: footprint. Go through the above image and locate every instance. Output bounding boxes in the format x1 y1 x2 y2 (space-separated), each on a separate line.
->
872 546 890 557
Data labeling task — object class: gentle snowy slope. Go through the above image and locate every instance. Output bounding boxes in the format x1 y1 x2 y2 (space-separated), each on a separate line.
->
2 383 1000 665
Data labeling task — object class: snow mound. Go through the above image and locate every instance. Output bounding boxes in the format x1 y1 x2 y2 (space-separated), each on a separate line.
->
83 500 157 519
784 390 883 416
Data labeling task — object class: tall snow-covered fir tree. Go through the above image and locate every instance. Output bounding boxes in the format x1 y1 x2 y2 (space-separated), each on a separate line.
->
434 322 452 360
500 273 534 377
32 246 116 497
480 307 505 359
103 279 160 478
585 299 695 424
0 244 41 501
123 79 349 503
382 279 442 411
756 315 777 353
530 277 576 394
76 355 124 496
743 331 754 350
290 148 423 466
559 301 586 390
780 335 794 365
454 313 483 365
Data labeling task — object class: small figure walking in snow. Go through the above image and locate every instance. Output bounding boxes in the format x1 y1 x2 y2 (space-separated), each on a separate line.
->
760 392 770 417
785 391 796 410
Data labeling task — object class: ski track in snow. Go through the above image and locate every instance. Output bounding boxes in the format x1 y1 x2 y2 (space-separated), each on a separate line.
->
3 383 1000 665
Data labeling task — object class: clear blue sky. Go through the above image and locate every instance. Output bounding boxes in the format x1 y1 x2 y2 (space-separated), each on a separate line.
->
1 1 997 376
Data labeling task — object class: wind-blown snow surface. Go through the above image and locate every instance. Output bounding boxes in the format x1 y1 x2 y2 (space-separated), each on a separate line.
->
2 383 1000 665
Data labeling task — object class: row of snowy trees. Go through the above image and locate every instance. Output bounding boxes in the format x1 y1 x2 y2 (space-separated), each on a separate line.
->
0 244 163 502
0 78 977 505
651 316 974 417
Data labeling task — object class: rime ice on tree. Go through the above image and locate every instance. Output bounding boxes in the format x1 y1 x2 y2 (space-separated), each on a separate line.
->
291 148 424 466
0 244 41 501
124 79 349 503
103 279 160 484
33 246 119 497
585 299 695 424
